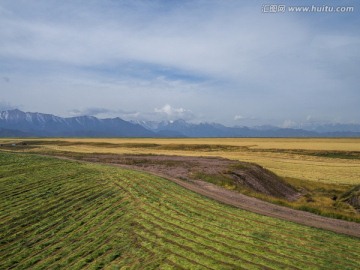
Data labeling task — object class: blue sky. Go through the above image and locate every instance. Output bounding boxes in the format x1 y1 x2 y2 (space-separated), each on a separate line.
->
0 0 359 127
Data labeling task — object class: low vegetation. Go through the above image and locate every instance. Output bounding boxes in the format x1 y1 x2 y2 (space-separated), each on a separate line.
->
1 152 360 269
339 185 360 211
272 177 359 221
1 138 360 222
2 137 359 184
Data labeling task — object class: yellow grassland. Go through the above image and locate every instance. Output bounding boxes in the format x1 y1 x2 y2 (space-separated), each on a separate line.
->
2 138 360 185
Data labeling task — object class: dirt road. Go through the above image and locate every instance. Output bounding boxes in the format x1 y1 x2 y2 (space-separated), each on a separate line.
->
164 177 360 238
50 153 360 238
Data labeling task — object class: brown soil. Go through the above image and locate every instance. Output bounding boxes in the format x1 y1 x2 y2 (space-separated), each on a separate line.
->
77 153 300 201
50 153 360 238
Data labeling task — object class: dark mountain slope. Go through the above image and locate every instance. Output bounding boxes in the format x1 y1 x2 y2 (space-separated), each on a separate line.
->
0 109 155 137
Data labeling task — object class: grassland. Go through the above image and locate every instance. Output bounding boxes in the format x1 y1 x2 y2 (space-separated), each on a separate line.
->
1 138 360 222
1 152 360 269
2 138 359 185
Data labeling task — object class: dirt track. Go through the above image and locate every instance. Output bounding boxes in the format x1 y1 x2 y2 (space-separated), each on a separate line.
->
77 154 301 200
165 178 360 238
52 154 360 238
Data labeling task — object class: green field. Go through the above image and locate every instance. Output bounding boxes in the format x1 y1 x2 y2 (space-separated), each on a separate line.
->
2 138 360 222
1 152 359 269
2 138 360 184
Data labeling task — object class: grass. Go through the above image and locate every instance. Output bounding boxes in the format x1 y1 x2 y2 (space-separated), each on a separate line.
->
1 152 360 269
272 177 360 222
2 137 359 185
2 138 360 222
191 171 360 222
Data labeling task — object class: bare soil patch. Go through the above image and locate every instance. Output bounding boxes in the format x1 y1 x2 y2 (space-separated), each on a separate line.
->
74 153 300 201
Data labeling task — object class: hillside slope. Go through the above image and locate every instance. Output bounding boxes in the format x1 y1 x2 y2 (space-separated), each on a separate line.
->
1 152 359 269
0 109 154 137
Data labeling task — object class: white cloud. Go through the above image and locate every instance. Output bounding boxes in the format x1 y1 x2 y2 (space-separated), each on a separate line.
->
0 1 312 82
155 104 182 115
68 107 139 118
154 104 194 120
0 1 359 125
234 115 245 121
282 120 297 129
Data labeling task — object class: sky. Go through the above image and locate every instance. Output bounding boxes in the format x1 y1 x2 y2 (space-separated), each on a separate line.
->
0 0 359 127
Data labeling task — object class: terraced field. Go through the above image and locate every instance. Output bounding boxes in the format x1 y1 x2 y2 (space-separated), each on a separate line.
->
1 152 360 269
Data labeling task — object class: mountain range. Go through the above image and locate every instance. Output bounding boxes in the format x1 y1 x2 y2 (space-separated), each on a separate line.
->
0 109 153 137
1 109 360 138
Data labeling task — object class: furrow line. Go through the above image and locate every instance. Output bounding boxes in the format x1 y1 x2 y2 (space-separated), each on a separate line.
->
25 201 131 270
123 173 360 265
135 227 227 270
0 186 108 250
136 215 266 270
2 190 123 267
141 202 315 270
132 173 360 257
135 233 209 270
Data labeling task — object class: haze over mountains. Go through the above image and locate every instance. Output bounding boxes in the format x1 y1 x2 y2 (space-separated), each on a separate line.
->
1 109 360 138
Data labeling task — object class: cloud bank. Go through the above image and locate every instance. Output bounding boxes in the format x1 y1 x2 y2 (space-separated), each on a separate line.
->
0 0 359 126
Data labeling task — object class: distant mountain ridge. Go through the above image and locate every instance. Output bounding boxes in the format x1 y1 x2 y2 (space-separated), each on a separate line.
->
1 109 360 138
134 119 360 138
139 119 319 137
0 109 154 137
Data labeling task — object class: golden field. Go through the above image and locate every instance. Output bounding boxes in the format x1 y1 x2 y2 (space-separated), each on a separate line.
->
2 138 360 185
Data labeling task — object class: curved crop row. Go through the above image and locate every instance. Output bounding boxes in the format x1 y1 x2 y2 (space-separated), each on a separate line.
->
0 152 359 269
